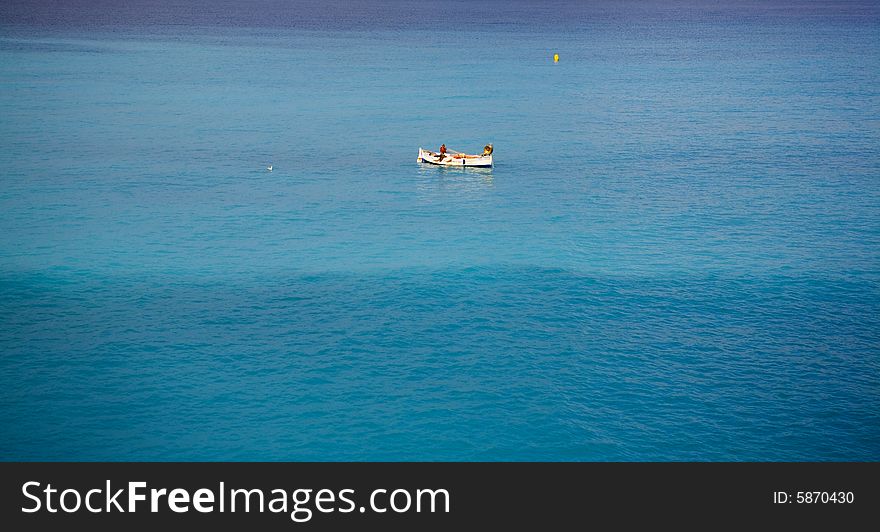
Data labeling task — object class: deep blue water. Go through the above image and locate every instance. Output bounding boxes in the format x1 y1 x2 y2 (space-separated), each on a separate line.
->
1 1 879 460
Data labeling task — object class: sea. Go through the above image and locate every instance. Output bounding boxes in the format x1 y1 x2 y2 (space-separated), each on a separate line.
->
1 0 878 460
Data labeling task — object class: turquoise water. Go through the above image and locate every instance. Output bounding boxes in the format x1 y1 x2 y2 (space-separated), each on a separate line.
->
1 1 879 460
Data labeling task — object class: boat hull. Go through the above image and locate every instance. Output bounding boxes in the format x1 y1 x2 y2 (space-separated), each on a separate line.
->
418 148 492 167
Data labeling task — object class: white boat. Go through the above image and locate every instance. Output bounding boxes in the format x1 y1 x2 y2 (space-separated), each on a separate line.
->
418 145 493 167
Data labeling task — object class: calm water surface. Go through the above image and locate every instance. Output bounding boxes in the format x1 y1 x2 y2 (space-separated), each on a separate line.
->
1 1 879 460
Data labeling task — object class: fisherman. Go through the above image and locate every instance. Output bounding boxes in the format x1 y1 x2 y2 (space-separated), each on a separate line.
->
438 143 447 160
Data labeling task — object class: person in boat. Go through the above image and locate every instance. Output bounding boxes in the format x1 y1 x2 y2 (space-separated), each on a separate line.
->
438 143 447 161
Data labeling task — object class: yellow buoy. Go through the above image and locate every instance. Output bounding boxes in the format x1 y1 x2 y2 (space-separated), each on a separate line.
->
553 53 559 63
